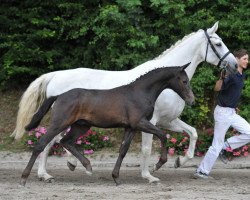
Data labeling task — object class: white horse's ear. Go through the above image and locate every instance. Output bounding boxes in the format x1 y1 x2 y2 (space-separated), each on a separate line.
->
207 21 219 34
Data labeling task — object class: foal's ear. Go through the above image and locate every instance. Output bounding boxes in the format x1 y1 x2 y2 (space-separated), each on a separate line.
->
207 21 219 34
181 62 190 71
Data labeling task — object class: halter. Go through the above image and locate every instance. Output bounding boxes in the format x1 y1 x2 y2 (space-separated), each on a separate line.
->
204 29 230 69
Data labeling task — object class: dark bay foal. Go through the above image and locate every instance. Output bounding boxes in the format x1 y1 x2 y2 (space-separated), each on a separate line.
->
21 63 194 186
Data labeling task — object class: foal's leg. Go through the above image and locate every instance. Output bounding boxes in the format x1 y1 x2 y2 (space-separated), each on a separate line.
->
137 119 168 172
60 123 92 175
112 128 135 186
21 126 65 186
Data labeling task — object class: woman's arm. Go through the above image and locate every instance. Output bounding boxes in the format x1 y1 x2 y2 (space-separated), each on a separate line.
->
214 79 223 91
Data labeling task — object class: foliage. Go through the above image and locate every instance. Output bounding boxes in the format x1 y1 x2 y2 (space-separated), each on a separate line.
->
0 0 249 127
165 128 250 159
240 70 250 122
25 127 112 156
181 65 219 128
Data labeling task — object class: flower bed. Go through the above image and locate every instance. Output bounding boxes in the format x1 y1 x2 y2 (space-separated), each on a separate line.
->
25 126 249 160
25 127 112 156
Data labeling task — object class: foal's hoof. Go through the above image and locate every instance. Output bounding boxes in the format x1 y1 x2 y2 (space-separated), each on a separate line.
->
114 178 121 186
67 161 76 171
174 157 181 168
151 164 157 173
86 164 93 176
20 178 27 187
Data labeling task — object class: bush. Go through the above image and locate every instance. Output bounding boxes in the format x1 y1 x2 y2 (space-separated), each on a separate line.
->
25 126 112 156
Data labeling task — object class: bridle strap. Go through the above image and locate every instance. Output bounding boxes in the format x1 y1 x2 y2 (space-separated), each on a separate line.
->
204 29 230 68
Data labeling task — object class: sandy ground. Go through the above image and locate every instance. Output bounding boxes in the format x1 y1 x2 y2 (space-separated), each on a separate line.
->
1 151 250 200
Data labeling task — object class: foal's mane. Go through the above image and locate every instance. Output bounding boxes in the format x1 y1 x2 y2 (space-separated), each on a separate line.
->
154 29 202 60
131 67 177 85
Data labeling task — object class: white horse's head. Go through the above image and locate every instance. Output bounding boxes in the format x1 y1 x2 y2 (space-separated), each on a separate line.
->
201 21 238 73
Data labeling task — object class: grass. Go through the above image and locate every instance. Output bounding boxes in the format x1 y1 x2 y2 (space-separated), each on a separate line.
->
0 88 28 152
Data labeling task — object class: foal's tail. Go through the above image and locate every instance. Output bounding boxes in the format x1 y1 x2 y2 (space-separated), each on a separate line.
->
25 96 58 132
11 72 55 140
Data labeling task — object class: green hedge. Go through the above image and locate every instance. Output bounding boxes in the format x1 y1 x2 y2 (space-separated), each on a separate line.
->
0 0 249 127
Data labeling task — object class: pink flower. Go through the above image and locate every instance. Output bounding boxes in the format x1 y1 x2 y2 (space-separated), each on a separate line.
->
182 137 188 143
225 147 233 152
86 130 92 136
103 136 109 141
27 140 33 145
233 151 241 156
170 138 177 144
28 131 33 136
35 132 41 138
242 146 248 151
76 140 82 145
196 151 203 157
243 152 249 157
39 127 47 134
85 141 91 145
84 149 94 155
168 148 175 156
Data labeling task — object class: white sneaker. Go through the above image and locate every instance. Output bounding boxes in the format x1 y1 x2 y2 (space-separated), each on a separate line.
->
219 149 228 164
193 171 213 180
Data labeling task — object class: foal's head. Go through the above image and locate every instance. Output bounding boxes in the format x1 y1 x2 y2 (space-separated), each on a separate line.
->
171 64 195 106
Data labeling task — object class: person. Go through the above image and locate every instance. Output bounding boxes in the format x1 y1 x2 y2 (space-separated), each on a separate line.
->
194 48 249 179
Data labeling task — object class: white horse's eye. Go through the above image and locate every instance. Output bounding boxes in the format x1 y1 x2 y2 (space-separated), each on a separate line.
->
215 43 222 47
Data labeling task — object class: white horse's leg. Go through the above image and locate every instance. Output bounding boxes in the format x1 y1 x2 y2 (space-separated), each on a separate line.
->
141 118 160 183
161 118 198 167
141 133 160 183
37 135 61 182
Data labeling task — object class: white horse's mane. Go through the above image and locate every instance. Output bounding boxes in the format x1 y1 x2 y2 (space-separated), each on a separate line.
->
155 29 203 60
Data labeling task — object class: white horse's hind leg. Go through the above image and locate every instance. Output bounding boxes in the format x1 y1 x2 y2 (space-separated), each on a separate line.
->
141 133 160 183
162 118 198 167
38 134 62 182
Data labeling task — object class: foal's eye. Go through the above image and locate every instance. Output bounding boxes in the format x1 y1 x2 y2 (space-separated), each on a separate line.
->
215 43 222 47
183 80 188 85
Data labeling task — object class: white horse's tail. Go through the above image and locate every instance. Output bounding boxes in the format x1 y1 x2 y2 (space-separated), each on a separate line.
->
11 72 55 140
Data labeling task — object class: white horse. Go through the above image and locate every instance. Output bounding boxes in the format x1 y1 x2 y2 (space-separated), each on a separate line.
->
12 22 237 183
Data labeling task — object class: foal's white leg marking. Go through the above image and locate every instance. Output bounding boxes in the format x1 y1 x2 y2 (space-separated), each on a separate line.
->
141 118 160 183
161 118 198 167
38 134 63 182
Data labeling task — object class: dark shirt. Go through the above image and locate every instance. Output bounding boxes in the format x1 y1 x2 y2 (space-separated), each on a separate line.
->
217 72 245 108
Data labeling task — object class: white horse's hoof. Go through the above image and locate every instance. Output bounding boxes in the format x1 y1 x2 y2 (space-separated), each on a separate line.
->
38 176 55 183
142 173 160 183
148 176 160 183
86 171 93 176
45 177 55 183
